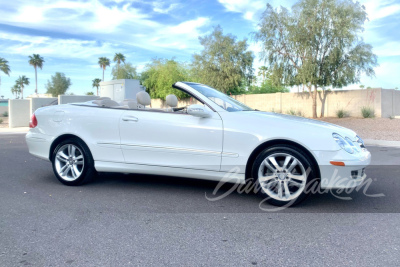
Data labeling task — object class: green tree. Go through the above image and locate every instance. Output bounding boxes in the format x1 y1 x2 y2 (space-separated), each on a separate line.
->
111 62 139 80
16 75 29 99
86 92 94 95
92 78 102 96
113 53 126 74
141 58 191 100
359 85 365 89
250 80 289 94
192 25 254 93
258 66 269 82
28 54 45 95
98 57 110 81
0 57 11 97
254 0 378 118
46 72 71 97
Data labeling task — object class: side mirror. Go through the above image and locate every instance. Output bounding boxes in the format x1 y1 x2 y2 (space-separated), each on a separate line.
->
187 104 211 118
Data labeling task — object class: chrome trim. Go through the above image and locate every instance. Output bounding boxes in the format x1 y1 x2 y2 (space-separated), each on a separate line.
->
98 142 239 158
97 142 240 158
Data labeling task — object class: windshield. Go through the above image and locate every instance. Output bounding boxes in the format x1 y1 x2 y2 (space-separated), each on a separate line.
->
188 83 253 112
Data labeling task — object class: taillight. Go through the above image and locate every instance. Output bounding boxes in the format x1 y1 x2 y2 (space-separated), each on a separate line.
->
29 113 38 128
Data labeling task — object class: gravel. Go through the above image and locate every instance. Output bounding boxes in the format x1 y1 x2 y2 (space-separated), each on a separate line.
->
319 117 400 141
0 116 8 128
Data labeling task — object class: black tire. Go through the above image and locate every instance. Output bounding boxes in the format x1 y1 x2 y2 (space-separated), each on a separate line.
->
51 138 97 186
248 145 318 207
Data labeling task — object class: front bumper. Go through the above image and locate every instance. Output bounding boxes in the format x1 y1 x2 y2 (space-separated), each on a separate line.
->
314 149 371 189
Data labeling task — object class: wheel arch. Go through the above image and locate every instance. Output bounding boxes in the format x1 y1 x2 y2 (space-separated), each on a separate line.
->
49 134 91 162
245 139 321 180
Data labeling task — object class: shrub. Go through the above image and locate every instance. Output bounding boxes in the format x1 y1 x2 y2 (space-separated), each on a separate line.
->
361 106 375 118
0 119 3 124
287 109 304 117
2 111 8 117
336 109 348 118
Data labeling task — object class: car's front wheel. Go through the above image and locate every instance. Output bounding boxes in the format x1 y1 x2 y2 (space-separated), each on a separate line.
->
52 138 96 186
250 145 317 207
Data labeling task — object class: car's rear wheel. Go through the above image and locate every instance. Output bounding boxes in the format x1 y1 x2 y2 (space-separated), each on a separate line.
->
250 145 317 207
52 138 96 186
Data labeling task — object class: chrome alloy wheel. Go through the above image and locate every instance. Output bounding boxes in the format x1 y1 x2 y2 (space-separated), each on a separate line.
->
55 144 85 181
257 153 307 201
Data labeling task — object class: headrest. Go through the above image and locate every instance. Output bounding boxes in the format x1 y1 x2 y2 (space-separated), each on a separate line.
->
93 99 120 107
166 94 178 108
136 91 151 106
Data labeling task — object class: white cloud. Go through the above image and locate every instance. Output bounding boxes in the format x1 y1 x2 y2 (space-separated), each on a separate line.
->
168 17 209 35
0 0 153 34
362 0 400 21
373 41 400 57
218 0 265 21
153 2 179 14
0 0 211 57
0 32 117 60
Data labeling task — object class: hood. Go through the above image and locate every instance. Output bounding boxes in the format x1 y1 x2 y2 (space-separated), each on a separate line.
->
241 111 357 138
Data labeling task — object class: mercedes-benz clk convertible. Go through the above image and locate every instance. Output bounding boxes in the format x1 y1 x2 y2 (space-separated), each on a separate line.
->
26 82 371 206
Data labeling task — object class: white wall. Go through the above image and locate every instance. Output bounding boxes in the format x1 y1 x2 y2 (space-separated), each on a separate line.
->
100 79 144 102
30 97 57 115
0 106 7 114
9 99 30 128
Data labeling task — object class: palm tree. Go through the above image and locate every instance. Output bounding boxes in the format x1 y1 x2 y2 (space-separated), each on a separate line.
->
16 75 30 99
113 53 126 76
92 78 102 96
0 57 11 96
257 66 268 82
98 57 110 81
11 84 21 99
28 54 45 95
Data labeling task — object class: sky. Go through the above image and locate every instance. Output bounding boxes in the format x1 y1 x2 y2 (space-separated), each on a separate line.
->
0 0 399 99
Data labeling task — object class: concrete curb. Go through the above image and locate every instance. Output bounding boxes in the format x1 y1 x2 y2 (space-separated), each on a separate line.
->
364 139 400 148
0 127 29 134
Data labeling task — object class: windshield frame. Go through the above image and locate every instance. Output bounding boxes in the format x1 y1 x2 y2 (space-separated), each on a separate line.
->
178 82 254 112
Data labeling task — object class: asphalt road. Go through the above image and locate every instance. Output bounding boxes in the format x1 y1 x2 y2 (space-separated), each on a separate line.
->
1 134 400 266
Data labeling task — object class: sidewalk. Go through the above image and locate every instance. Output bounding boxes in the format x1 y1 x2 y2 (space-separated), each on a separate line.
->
0 127 29 134
364 139 400 148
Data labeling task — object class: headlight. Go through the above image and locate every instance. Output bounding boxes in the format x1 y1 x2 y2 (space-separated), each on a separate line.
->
332 133 354 154
356 135 365 148
345 137 360 152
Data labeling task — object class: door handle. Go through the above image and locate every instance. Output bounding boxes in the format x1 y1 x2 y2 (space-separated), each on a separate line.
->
122 116 138 122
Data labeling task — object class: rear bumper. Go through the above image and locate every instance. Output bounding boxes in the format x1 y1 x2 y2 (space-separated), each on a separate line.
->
314 149 371 189
26 130 53 161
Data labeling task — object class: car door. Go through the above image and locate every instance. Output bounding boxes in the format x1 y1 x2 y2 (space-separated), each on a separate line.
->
119 107 223 171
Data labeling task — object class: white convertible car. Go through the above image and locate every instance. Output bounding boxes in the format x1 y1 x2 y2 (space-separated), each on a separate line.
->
26 82 371 206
